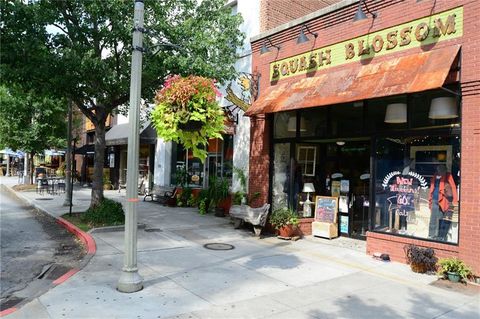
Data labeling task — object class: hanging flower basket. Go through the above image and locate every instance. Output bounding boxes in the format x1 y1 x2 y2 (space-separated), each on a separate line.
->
152 75 226 161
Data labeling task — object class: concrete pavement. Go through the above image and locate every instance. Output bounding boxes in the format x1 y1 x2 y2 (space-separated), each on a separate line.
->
1 176 478 319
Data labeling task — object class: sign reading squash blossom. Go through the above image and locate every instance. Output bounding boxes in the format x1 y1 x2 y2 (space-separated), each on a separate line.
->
152 75 225 162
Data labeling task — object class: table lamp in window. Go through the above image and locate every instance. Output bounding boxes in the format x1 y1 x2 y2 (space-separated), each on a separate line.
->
302 183 315 217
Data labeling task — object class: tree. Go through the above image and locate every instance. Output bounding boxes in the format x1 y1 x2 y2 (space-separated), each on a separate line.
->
0 86 67 183
1 0 244 208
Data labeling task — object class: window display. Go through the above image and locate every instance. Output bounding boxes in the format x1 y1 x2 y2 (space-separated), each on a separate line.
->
374 134 460 243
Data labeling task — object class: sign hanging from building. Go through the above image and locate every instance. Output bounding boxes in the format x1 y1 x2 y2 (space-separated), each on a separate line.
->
270 7 463 82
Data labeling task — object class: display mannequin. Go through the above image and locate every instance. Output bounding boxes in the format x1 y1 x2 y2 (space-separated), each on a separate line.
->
428 165 458 240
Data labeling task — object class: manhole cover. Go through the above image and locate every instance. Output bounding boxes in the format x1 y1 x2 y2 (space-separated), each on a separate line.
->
144 228 162 232
35 198 54 200
203 243 235 250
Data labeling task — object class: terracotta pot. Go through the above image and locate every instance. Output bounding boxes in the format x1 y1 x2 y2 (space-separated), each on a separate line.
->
278 225 295 237
410 263 427 273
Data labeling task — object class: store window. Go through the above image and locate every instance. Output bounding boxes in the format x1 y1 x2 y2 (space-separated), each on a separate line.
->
274 111 296 138
272 143 290 211
297 146 316 176
171 135 233 188
373 134 460 243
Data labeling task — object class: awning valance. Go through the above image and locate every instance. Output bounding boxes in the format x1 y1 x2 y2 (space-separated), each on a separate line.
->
246 45 460 116
105 122 157 146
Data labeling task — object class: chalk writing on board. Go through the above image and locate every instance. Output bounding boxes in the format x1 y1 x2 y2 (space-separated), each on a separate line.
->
315 196 338 223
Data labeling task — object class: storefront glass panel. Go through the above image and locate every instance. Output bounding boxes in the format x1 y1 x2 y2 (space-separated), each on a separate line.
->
272 143 291 211
374 134 460 243
274 111 296 138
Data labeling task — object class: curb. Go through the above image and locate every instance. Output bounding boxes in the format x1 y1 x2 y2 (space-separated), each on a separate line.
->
0 184 96 316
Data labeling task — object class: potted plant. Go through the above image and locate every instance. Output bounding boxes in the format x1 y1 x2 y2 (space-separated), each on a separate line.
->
269 207 300 237
152 75 226 162
437 257 472 283
404 244 437 273
208 175 229 217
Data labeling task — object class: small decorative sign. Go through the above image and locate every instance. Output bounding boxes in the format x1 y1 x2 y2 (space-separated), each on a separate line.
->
382 170 428 217
340 215 349 234
314 196 338 224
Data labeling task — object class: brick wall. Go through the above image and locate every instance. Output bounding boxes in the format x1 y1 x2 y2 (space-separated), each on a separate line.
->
250 0 480 274
260 0 341 33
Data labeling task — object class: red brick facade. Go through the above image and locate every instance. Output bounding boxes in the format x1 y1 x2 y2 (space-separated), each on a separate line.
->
249 0 480 274
259 0 340 32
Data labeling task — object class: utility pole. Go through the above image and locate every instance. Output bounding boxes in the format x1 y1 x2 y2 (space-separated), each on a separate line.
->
63 100 73 206
117 0 144 293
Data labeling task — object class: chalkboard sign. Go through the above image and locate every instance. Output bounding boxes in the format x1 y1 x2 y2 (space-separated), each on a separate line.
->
314 196 338 223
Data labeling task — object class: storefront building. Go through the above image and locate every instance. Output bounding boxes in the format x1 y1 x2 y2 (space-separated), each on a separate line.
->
247 0 479 273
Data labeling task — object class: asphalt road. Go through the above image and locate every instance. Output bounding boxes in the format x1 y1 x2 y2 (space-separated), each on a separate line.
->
0 186 84 310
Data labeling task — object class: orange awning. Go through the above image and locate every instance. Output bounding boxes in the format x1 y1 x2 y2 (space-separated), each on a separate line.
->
246 45 460 116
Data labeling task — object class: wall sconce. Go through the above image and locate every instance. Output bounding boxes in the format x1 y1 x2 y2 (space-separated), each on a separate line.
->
429 97 458 119
353 0 377 22
260 37 281 55
384 103 407 123
287 116 307 132
297 24 318 44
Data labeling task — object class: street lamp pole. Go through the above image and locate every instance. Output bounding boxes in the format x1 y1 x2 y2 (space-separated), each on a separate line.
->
117 0 144 293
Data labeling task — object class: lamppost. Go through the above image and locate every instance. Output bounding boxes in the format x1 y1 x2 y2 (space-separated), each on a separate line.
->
117 0 144 293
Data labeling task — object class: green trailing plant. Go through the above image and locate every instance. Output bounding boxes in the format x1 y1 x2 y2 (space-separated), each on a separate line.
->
404 244 438 273
437 257 472 281
269 207 299 230
175 167 189 188
81 198 125 227
198 199 207 215
196 188 210 213
152 75 226 162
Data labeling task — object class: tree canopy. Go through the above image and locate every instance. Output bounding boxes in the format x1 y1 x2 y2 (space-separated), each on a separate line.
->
1 0 244 207
0 85 67 155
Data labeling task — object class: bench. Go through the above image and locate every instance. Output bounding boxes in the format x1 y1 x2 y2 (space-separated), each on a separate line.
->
229 204 270 236
143 185 177 205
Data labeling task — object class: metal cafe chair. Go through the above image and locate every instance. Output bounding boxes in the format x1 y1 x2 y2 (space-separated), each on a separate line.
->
36 178 49 195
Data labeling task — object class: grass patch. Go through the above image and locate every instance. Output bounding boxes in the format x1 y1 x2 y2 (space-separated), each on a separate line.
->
61 213 92 232
12 184 37 192
61 198 125 231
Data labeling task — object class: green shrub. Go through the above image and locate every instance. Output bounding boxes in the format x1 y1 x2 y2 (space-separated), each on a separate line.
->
81 198 125 227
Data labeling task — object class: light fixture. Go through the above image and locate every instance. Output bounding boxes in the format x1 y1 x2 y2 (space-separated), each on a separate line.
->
302 183 315 217
297 24 318 44
336 141 346 146
429 97 458 119
353 0 377 22
260 37 280 55
287 116 307 132
384 103 407 123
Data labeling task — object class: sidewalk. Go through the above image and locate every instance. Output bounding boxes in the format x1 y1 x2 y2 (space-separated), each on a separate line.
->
1 176 478 319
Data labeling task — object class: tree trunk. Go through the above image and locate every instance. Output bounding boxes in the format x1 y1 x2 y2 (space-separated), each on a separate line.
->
91 120 106 208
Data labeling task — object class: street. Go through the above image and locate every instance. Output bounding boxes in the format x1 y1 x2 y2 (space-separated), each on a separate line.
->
0 185 84 311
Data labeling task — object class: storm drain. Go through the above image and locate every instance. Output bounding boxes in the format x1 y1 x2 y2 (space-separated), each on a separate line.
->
35 198 54 200
36 264 71 280
203 243 235 250
0 296 24 311
144 228 162 233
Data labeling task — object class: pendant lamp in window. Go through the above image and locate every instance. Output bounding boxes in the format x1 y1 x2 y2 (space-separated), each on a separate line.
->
287 116 307 132
429 97 458 119
384 103 407 123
